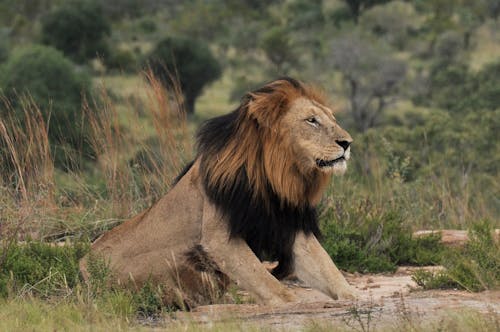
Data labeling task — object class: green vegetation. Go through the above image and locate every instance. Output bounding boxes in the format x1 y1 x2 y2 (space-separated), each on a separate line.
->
41 0 111 63
0 242 87 298
321 207 444 273
145 36 222 113
413 220 500 292
0 45 93 169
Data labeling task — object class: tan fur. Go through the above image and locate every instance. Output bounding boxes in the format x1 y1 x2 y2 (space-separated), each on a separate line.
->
80 79 356 307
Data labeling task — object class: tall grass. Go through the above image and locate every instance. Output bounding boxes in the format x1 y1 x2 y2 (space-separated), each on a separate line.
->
0 95 54 242
0 71 190 242
328 131 499 230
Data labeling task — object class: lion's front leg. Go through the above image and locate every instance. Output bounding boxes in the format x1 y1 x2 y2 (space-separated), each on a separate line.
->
293 231 357 300
200 200 298 306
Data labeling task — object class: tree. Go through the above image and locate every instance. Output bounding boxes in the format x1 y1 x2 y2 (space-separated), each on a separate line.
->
145 36 222 114
259 27 299 74
0 45 93 168
360 1 421 50
41 0 111 63
331 34 406 132
341 0 391 24
420 60 500 113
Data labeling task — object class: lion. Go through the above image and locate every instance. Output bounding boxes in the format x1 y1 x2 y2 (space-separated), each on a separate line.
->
80 77 356 307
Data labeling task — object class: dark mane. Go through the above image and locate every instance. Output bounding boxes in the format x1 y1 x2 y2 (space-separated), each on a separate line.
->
194 77 321 279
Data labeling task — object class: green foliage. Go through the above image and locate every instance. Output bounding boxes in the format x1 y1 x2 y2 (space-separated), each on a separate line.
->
445 220 500 291
380 108 500 178
321 204 444 273
0 29 9 63
285 0 324 31
412 269 460 290
41 0 111 63
146 36 222 113
424 62 474 111
0 45 94 169
134 281 164 317
0 242 176 317
474 61 500 110
0 242 88 298
259 27 299 74
361 1 422 50
413 220 500 292
137 17 157 33
85 253 112 296
331 34 407 132
102 48 137 73
381 137 413 182
418 59 500 113
341 0 391 23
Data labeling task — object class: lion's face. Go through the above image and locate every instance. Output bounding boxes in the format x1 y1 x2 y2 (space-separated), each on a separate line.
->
281 97 352 175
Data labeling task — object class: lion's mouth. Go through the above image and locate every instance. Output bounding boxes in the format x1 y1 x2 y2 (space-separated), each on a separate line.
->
316 156 345 168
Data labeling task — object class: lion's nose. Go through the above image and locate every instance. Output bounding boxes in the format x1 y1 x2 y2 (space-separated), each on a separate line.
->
336 140 351 150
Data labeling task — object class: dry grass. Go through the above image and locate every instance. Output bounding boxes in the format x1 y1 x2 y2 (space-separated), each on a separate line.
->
0 71 191 241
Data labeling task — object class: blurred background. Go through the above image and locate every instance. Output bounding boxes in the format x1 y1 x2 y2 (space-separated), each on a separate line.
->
0 0 499 239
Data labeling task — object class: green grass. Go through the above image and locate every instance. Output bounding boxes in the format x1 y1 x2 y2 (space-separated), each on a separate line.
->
0 242 88 298
320 202 445 273
412 220 500 291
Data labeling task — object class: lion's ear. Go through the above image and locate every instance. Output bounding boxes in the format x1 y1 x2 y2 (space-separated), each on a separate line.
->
246 92 287 128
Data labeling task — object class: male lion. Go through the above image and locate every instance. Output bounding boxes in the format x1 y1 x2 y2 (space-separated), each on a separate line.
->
81 77 356 307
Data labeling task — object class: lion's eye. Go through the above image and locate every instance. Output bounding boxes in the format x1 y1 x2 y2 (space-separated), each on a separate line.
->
306 117 319 126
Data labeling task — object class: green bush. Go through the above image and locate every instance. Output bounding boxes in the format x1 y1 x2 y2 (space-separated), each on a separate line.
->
320 202 444 273
102 48 137 73
145 36 222 113
41 0 111 63
413 220 500 292
0 242 88 298
0 30 9 63
416 60 500 113
425 62 476 111
474 61 500 110
445 220 500 291
412 269 460 290
0 45 94 169
259 26 299 73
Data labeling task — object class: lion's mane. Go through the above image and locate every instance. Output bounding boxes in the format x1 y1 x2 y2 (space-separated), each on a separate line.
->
187 77 330 278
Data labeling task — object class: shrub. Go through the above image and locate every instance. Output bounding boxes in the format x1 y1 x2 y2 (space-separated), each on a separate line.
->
0 30 8 63
434 30 463 62
0 45 94 169
474 61 500 110
361 1 421 50
0 242 88 298
102 48 137 73
41 0 111 63
259 26 299 74
445 220 500 291
415 59 500 113
413 220 500 292
320 201 444 273
145 36 222 114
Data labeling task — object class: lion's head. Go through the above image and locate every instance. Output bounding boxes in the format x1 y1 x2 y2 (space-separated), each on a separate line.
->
197 77 352 207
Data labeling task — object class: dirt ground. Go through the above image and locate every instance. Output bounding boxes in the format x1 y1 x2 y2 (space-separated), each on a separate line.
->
172 266 499 330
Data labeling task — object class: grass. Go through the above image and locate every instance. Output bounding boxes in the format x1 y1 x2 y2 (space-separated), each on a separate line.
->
412 220 500 292
320 204 445 273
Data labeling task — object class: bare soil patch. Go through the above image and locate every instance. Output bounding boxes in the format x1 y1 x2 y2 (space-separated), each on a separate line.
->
173 266 499 330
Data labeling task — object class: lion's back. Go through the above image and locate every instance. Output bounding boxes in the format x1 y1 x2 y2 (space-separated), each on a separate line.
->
85 160 205 285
